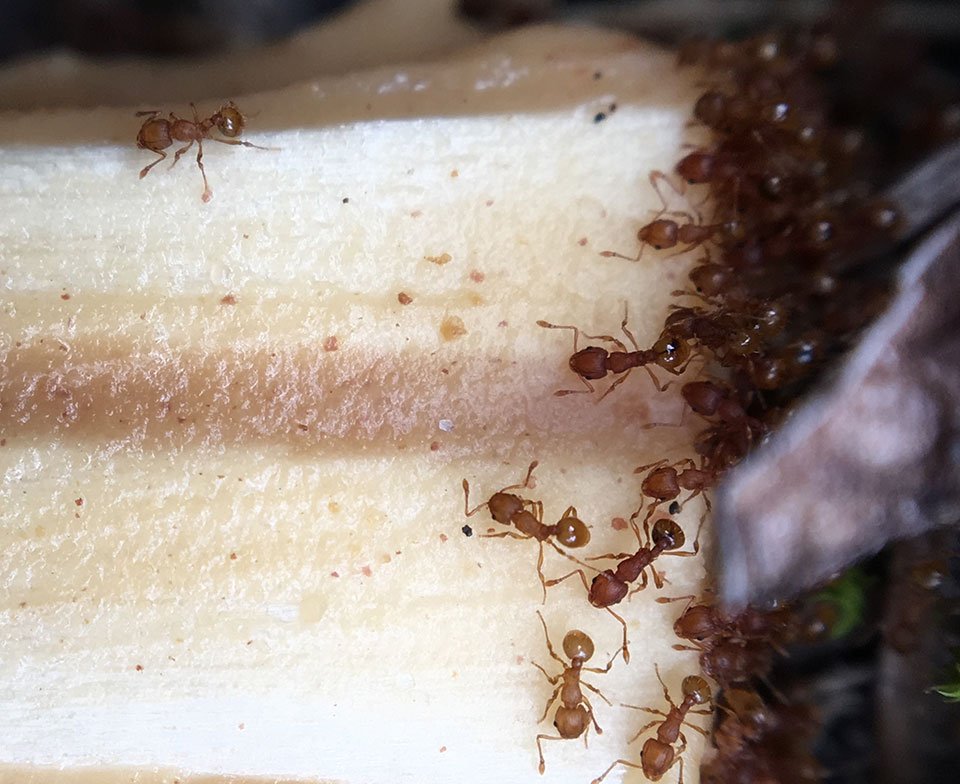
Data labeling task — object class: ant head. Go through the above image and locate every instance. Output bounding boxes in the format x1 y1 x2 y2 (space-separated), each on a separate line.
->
651 518 685 550
569 346 608 380
487 492 523 525
681 675 712 704
555 514 590 548
561 630 594 663
216 102 246 138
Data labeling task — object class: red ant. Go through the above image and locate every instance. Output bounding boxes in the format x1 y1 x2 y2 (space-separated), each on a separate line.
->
531 610 617 774
591 665 712 784
537 309 694 399
633 457 716 537
657 594 794 649
600 213 733 261
136 101 272 202
462 461 591 601
546 517 702 663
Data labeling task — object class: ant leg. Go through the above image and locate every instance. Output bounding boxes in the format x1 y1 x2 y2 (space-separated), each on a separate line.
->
627 569 650 599
640 401 689 431
654 662 678 706
644 364 671 393
526 499 545 523
634 458 670 475
581 696 603 733
596 368 633 401
462 479 489 517
536 541 547 604
585 649 621 675
625 717 663 745
582 682 612 708
544 568 591 595
554 375 596 397
210 136 278 151
535 610 566 666
170 141 193 169
189 102 201 124
134 109 160 118
536 735 565 775
586 551 634 562
535 684 562 723
139 150 167 179
681 719 710 736
479 530 528 540
195 139 212 202
501 460 539 493
649 169 686 213
545 540 596 571
618 303 640 351
590 759 643 784
536 320 584 352
606 606 630 663
599 247 644 262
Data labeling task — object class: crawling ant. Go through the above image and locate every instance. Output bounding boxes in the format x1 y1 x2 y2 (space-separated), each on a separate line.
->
462 461 591 601
537 309 694 399
633 457 717 537
678 636 774 690
531 611 617 774
136 101 271 202
592 665 711 784
547 517 701 663
657 594 794 648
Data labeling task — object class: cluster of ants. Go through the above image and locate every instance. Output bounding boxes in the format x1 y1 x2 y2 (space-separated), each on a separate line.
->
464 14 950 781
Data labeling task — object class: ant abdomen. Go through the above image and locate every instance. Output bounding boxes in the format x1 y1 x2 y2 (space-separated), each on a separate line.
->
555 514 591 548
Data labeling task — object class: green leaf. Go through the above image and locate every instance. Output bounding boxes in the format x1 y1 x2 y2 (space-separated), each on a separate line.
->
813 566 874 639
932 664 960 702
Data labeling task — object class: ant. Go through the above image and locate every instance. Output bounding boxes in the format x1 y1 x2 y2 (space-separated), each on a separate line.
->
546 517 702 663
633 457 717 537
677 635 775 690
591 665 711 784
600 213 731 261
537 309 694 399
136 101 271 202
462 461 591 601
657 594 794 648
531 611 617 774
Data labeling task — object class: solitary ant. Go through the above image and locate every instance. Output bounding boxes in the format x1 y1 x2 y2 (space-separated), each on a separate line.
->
600 214 732 261
591 665 712 784
537 309 694 399
135 101 272 202
532 611 617 774
546 516 701 663
462 461 591 601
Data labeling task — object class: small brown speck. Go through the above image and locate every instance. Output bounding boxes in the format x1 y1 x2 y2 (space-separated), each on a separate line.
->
0 439 6 446
19 602 26 608
135 665 143 671
361 565 372 577
450 169 459 178
411 210 423 218
238 723 245 730
430 441 440 451
612 517 628 531
578 237 588 246
593 71 602 79
323 336 339 351
75 498 83 506
247 640 253 645
328 501 340 514
140 313 146 320
439 533 448 543
498 320 508 327
398 292 413 305
517 655 524 664
330 571 340 578
425 252 452 265
342 197 350 204
75 513 80 518
485 200 494 207
61 293 71 300
230 552 237 560
220 294 237 306
440 746 447 753
440 315 467 341
177 417 186 424
243 233 249 239
469 270 485 283
297 423 309 432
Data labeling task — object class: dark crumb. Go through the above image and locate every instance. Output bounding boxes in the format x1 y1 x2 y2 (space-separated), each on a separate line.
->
323 336 339 351
342 197 349 203
220 294 237 305
430 441 440 451
669 501 681 515
135 665 143 671
462 525 473 537
398 292 413 305
75 498 83 506
594 112 607 123
60 293 70 300
593 71 602 79
609 102 617 113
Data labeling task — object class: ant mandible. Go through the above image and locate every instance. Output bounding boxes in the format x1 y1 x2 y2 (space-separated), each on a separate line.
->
537 307 694 399
135 101 271 202
462 461 591 602
546 516 702 663
591 665 712 784
531 610 617 774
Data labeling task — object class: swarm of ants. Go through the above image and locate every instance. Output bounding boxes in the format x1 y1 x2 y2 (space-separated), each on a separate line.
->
461 6 960 780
